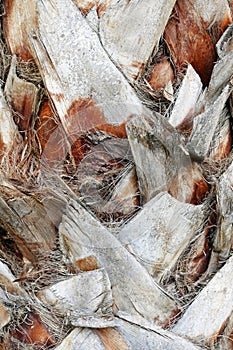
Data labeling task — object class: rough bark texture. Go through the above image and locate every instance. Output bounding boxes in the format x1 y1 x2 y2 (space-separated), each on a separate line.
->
0 0 233 349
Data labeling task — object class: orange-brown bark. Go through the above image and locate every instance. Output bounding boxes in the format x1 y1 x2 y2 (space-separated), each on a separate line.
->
3 0 37 61
148 58 174 91
12 312 55 347
164 0 217 85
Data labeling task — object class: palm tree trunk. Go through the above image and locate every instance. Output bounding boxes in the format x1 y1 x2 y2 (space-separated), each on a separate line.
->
0 0 233 349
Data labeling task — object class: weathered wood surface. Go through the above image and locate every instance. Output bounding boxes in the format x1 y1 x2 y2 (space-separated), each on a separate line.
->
54 314 204 350
187 85 232 161
169 64 202 130
118 192 206 282
30 0 144 138
38 268 115 328
55 328 107 350
99 0 176 80
208 109 231 160
0 87 21 162
3 0 37 61
126 113 208 204
173 254 233 346
206 49 233 104
192 0 232 25
0 180 57 262
4 55 40 132
1 0 233 348
214 161 233 261
216 22 233 58
115 313 204 350
59 199 180 327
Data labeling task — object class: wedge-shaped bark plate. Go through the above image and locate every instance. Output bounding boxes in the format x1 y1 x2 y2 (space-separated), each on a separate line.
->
118 192 206 282
0 180 57 262
208 109 231 160
59 199 180 327
30 0 144 137
115 312 204 350
38 268 114 328
216 22 233 58
0 87 21 162
99 0 176 80
173 254 233 346
187 85 232 161
126 113 208 204
55 328 106 350
169 64 202 130
214 160 233 260
96 314 204 349
206 50 233 103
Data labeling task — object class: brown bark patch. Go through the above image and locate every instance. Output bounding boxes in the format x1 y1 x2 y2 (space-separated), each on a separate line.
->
76 255 99 271
211 11 232 43
148 59 174 91
9 90 36 132
38 98 127 167
212 132 231 161
187 224 213 282
176 113 194 136
70 134 93 165
0 275 19 294
163 308 182 329
97 123 127 138
97 3 108 18
0 134 5 159
36 99 57 151
73 0 96 16
164 0 216 86
3 0 37 61
12 312 55 347
96 328 129 350
66 97 127 139
189 178 209 205
66 97 106 140
36 99 69 165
